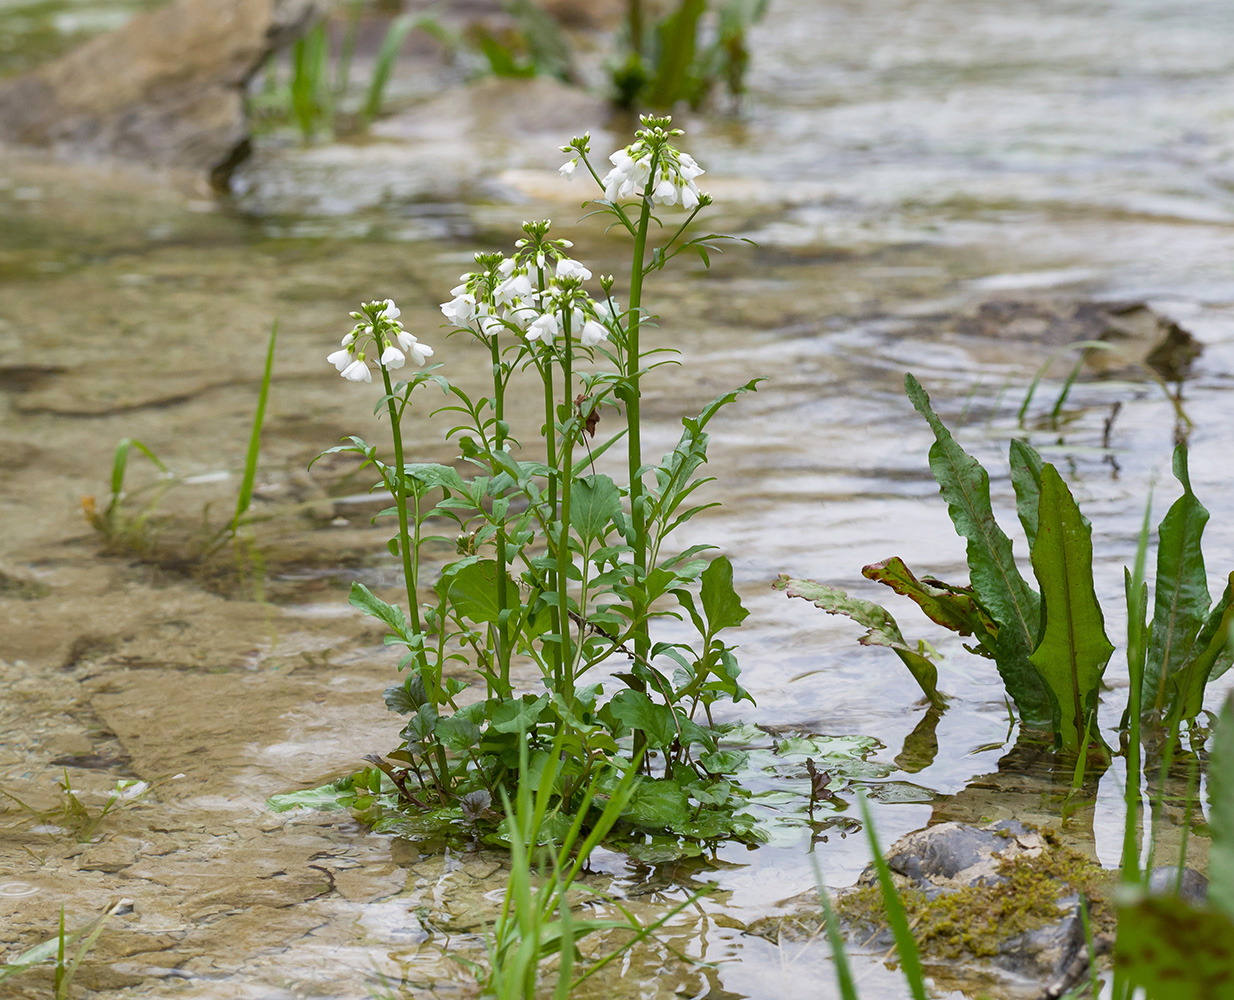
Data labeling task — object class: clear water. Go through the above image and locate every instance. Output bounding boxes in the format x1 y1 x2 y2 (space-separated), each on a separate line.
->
2 0 1233 997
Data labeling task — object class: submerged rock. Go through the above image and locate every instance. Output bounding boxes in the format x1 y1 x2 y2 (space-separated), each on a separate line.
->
0 0 324 186
946 299 1202 381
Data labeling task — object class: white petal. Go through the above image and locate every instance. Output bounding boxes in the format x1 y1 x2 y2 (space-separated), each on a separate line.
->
327 349 352 371
580 320 608 346
559 159 578 179
342 359 371 382
380 345 406 369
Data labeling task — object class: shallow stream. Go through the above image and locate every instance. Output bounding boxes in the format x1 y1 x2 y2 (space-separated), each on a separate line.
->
3 1 1234 997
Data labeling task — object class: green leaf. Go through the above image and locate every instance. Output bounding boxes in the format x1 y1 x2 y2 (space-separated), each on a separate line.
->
383 674 426 714
1145 446 1212 714
231 321 277 533
404 462 466 493
862 557 998 650
1210 694 1234 921
700 555 749 633
445 559 513 625
1009 438 1046 550
349 582 408 637
489 694 549 734
434 714 481 751
1167 573 1234 725
1113 893 1234 999
905 373 1049 727
775 575 944 707
569 474 621 544
1027 464 1114 752
623 778 691 831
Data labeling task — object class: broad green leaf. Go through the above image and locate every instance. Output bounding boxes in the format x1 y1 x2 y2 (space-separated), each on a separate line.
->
905 373 1049 727
446 559 513 624
489 694 549 734
1167 574 1234 724
349 582 408 637
1028 464 1113 753
775 575 944 707
862 557 998 650
1208 693 1234 921
607 690 678 749
403 462 466 492
1009 439 1045 549
623 778 691 831
569 474 621 544
383 674 426 715
434 714 481 751
1113 893 1234 999
1145 446 1212 713
700 555 749 632
1206 572 1234 684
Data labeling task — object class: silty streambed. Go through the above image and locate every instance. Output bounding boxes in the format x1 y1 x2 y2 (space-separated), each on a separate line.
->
2 0 1234 996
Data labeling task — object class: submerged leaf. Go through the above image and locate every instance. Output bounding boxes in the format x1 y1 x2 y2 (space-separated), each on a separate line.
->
1027 464 1114 753
775 575 944 707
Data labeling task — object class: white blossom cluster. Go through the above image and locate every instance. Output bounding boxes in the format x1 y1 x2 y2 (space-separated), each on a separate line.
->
327 299 433 383
438 247 613 350
560 119 707 210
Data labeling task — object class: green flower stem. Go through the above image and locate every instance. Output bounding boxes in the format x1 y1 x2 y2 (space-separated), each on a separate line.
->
625 172 656 678
490 336 512 697
542 355 564 688
556 326 577 705
379 365 426 671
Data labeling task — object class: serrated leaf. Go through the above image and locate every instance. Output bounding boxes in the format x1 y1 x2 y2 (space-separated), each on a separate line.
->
905 373 1049 727
775 575 944 707
1027 464 1114 752
349 582 409 638
1145 446 1212 714
862 556 997 648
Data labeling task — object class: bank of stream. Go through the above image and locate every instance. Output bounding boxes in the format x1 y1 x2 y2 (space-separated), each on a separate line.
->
3 1 1234 997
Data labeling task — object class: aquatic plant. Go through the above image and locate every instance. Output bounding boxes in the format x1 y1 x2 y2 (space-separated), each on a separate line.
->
1 772 151 844
84 323 277 563
0 901 119 999
314 116 763 843
779 373 1234 755
253 4 436 138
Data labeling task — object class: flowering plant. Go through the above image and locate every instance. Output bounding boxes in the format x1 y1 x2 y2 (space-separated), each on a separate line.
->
316 116 763 841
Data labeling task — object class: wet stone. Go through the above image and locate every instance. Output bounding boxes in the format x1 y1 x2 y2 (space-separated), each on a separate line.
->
77 841 140 873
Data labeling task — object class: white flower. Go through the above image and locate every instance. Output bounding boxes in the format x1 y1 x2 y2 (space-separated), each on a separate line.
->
411 340 434 365
580 319 608 347
341 330 357 348
653 178 678 205
680 183 700 210
555 258 592 281
495 272 533 307
342 358 372 382
327 348 352 371
677 153 704 181
559 158 578 179
379 299 401 321
441 294 475 326
380 345 406 369
479 315 504 337
526 312 559 344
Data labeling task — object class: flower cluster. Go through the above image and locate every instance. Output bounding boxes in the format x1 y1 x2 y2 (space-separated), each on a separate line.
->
328 299 433 383
560 117 707 210
438 225 614 350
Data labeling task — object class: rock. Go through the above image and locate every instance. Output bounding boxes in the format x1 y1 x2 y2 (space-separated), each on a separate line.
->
0 0 325 187
1146 865 1209 905
841 820 1111 997
946 299 1202 381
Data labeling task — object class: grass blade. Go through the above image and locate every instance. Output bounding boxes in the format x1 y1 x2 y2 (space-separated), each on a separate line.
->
230 321 277 534
362 14 417 122
811 857 859 1000
859 795 928 1000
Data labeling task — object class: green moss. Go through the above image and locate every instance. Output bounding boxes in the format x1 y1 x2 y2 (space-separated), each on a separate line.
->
836 836 1115 961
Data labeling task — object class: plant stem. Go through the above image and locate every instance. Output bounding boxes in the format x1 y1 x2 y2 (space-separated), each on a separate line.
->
542 355 564 689
624 171 656 766
380 366 426 672
491 337 512 697
557 328 576 706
